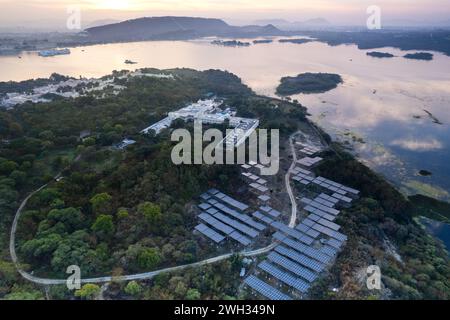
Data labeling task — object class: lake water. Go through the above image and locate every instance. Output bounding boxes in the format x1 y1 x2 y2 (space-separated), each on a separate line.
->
419 217 450 254
1 38 450 200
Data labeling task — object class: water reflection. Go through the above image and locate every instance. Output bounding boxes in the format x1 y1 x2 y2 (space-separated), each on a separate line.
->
1 39 450 198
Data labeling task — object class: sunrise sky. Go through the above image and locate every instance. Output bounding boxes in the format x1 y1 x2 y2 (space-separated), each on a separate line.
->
1 0 450 30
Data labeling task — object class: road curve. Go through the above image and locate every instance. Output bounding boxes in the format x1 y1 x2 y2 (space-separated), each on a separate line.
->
9 139 297 286
286 134 298 228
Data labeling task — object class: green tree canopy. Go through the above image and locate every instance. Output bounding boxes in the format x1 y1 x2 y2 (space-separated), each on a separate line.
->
74 284 100 300
90 192 112 215
91 214 115 239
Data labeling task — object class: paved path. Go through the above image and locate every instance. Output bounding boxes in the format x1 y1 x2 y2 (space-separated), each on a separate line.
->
9 139 299 286
285 134 298 228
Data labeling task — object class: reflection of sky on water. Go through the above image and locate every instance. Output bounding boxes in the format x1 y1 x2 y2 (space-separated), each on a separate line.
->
1 39 450 198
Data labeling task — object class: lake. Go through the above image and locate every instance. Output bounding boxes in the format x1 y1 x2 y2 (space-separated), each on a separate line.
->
1 38 450 199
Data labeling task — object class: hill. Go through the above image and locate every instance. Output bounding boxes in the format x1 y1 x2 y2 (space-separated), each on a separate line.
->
85 16 283 42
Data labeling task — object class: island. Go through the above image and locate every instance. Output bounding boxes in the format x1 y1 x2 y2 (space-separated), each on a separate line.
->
211 40 251 47
253 39 273 44
419 170 433 176
276 72 343 96
404 52 434 61
366 51 395 58
278 38 313 45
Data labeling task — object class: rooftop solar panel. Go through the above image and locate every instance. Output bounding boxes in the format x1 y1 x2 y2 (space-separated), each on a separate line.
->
268 252 318 282
258 261 310 293
244 275 292 300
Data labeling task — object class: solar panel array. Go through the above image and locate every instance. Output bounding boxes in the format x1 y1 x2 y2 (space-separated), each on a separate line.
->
194 223 225 243
194 189 265 247
259 206 282 218
252 211 274 225
258 261 310 293
303 206 336 222
272 232 332 264
297 156 323 167
274 245 325 273
267 252 318 282
301 198 340 215
214 212 259 238
244 275 292 300
229 230 251 246
271 221 314 245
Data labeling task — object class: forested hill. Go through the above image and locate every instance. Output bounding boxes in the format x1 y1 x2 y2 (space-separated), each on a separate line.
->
85 16 282 42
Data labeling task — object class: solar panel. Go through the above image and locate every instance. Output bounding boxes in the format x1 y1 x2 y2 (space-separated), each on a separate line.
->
207 188 219 195
327 238 343 250
194 224 225 243
274 245 325 273
220 195 249 211
273 233 332 264
244 275 292 300
200 193 211 201
260 206 281 218
206 207 218 215
212 203 265 231
252 211 274 225
213 212 259 238
198 203 211 210
317 218 341 231
271 222 314 245
320 245 338 257
198 212 234 235
268 252 318 282
207 199 218 205
258 261 310 293
311 223 347 242
229 230 251 246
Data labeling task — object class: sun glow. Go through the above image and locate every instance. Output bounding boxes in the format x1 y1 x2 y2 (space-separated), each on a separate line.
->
94 0 132 10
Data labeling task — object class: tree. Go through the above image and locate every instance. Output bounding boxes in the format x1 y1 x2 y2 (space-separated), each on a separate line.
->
124 281 142 297
137 202 161 224
186 288 201 300
74 284 100 300
90 192 112 215
137 247 161 270
91 214 115 239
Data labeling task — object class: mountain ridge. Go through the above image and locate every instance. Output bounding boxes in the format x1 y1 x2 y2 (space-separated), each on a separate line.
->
85 16 283 42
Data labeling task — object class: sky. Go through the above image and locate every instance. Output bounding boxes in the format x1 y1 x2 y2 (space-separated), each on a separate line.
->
1 0 450 31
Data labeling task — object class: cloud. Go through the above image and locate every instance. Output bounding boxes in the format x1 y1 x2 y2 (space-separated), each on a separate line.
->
390 138 443 151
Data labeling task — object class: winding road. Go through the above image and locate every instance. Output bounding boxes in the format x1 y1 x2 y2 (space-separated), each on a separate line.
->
286 134 298 228
9 135 299 286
